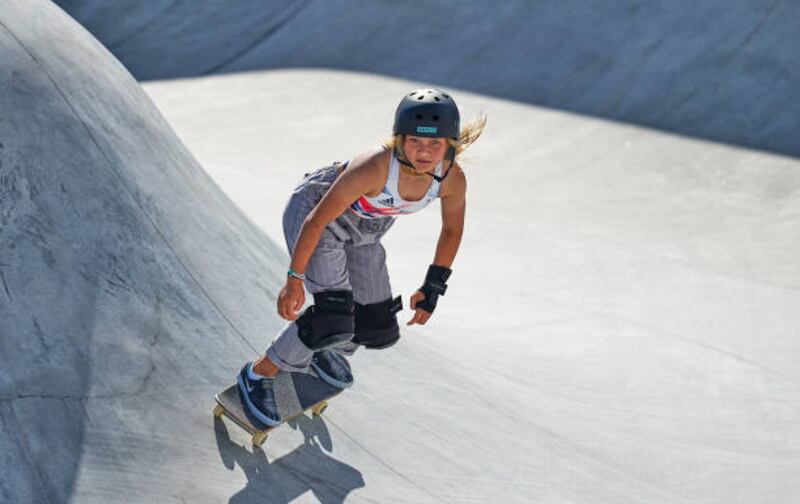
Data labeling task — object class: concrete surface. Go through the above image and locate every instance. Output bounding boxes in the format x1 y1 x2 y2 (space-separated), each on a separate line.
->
53 0 800 158
1 1 799 503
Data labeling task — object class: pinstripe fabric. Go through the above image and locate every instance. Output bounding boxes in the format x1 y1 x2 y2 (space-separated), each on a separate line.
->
266 164 397 372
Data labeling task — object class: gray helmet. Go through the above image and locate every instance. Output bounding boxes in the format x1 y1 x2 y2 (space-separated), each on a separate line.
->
393 88 460 140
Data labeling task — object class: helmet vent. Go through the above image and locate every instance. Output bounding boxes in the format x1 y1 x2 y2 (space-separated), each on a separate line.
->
432 115 440 121
434 96 441 102
417 96 424 101
415 114 423 120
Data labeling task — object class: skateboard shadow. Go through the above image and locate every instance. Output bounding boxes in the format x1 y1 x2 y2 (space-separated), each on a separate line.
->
214 413 365 503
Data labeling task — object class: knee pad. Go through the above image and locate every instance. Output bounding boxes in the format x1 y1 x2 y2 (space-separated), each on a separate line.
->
352 296 403 349
296 290 355 350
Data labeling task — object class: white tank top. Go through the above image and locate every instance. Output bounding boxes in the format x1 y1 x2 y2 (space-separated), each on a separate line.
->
349 152 443 219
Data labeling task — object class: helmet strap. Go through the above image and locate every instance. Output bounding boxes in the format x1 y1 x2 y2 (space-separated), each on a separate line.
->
428 146 456 183
394 145 417 169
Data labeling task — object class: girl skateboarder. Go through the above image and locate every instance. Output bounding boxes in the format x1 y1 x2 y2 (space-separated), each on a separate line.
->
238 88 485 426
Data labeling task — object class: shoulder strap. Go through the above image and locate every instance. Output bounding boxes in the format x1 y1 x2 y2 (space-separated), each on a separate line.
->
386 151 401 196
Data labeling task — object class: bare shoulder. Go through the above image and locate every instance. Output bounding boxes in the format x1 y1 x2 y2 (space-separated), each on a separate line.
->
339 147 390 195
440 161 467 199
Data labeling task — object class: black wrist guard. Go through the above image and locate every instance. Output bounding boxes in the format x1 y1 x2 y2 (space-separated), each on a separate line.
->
416 264 452 314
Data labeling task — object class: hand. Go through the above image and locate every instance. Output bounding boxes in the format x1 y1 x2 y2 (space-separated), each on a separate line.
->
406 290 432 326
277 278 305 320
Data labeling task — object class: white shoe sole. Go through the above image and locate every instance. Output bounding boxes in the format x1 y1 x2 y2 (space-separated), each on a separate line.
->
310 362 353 389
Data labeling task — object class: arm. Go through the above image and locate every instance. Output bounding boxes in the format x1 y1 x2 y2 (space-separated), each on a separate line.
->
408 166 466 325
278 151 383 320
289 152 383 275
432 167 466 268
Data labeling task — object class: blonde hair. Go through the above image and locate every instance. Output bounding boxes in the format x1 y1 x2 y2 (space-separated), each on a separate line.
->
382 113 487 161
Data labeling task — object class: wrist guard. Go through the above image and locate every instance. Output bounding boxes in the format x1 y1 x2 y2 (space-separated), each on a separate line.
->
416 264 452 314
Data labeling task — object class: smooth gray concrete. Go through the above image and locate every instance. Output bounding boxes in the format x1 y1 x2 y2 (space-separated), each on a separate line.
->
53 0 800 158
0 1 289 502
144 69 800 504
2 0 800 503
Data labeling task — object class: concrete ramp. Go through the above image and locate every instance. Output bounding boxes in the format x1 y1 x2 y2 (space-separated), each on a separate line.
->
53 0 800 158
3 1 800 503
0 1 289 501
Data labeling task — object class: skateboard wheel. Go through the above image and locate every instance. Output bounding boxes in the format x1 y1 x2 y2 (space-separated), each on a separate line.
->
253 432 268 447
213 404 224 418
312 401 328 416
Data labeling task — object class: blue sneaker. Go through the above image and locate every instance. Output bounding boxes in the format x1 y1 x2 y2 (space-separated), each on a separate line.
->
310 350 354 389
237 363 282 427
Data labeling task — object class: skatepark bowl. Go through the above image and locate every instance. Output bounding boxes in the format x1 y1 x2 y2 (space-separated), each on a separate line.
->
1 1 798 503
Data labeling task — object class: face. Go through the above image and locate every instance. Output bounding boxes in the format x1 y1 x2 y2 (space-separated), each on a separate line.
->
403 135 448 170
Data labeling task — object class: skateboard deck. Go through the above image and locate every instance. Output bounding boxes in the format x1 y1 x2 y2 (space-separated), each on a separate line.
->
213 370 342 446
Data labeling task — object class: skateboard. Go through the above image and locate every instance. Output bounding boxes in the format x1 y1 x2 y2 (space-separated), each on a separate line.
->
213 370 343 447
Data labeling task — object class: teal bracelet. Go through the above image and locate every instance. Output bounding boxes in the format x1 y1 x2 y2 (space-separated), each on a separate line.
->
287 268 306 280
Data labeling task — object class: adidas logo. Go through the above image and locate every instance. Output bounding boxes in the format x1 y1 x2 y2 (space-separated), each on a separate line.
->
378 197 394 206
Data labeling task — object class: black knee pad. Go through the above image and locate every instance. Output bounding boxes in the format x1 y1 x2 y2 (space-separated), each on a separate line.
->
352 296 403 349
296 290 355 350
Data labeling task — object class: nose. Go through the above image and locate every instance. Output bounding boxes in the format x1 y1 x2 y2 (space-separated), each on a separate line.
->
417 142 434 155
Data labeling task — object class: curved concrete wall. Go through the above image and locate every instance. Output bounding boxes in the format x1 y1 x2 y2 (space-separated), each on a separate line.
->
0 1 286 501
2 1 798 502
54 0 800 158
